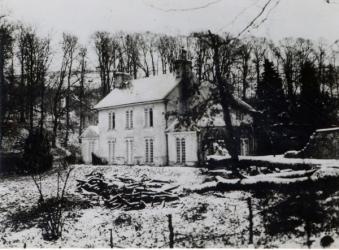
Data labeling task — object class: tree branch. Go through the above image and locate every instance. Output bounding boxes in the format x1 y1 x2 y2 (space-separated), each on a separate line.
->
237 0 274 37
143 0 222 12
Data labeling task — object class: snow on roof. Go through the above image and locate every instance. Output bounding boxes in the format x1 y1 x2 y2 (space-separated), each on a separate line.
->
316 127 339 133
80 125 99 138
94 74 180 109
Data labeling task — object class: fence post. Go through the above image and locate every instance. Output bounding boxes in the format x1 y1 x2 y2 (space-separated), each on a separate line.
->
167 214 174 248
109 228 113 248
247 198 253 245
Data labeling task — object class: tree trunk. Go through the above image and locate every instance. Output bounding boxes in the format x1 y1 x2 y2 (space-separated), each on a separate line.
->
79 57 85 142
19 53 26 123
64 50 74 147
150 49 156 76
39 71 45 135
212 38 239 171
0 34 5 146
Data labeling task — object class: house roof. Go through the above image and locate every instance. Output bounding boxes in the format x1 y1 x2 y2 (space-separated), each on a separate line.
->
80 125 99 138
94 74 180 109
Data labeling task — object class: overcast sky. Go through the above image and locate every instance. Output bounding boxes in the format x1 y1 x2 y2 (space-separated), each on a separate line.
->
2 0 339 42
2 0 339 69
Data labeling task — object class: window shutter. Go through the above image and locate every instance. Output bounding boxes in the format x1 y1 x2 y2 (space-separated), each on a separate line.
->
112 112 115 129
149 108 153 127
126 111 129 129
130 110 133 128
145 108 148 127
150 139 154 163
145 139 149 163
176 138 181 163
108 112 112 130
181 138 186 163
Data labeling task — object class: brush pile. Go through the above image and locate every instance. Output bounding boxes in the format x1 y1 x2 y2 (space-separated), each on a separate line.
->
76 171 180 210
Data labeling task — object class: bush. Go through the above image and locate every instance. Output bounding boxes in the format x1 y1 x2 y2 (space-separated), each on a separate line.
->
92 152 107 165
22 129 53 174
0 152 23 175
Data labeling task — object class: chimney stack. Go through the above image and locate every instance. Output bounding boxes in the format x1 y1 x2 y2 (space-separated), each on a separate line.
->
114 71 131 89
174 47 192 79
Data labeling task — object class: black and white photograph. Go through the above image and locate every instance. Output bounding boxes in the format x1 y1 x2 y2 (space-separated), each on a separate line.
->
1 0 339 248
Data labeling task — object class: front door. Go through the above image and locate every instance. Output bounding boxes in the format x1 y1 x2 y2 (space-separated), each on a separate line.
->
126 138 134 165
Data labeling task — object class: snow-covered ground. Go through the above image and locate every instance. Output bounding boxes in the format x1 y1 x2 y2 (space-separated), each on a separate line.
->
1 164 338 248
240 155 339 167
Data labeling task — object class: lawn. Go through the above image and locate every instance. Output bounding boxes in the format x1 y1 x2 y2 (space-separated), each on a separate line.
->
1 164 338 248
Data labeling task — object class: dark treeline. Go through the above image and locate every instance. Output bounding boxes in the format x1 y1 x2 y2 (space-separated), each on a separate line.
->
1 17 338 157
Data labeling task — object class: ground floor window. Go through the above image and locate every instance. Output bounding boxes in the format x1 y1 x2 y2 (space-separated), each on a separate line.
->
240 137 250 156
108 140 116 164
145 138 154 163
126 138 134 164
176 137 186 163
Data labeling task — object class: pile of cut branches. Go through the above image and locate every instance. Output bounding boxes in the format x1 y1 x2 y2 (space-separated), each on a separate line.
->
76 171 180 210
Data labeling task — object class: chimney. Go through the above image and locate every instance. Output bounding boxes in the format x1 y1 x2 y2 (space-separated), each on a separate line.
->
114 71 131 89
174 47 192 79
174 48 193 115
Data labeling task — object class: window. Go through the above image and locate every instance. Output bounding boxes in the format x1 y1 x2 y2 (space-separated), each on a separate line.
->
108 140 116 164
240 138 249 156
236 111 244 121
126 138 134 164
126 110 133 129
108 112 115 130
144 108 154 127
176 137 186 163
145 138 154 163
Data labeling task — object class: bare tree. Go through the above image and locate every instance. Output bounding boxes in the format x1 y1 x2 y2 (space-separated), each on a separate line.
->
251 37 268 90
63 33 78 147
37 38 51 134
194 31 257 174
238 38 253 100
77 46 87 141
271 38 314 105
123 33 140 79
137 33 151 77
17 28 51 132
0 17 14 145
51 35 73 147
93 31 119 97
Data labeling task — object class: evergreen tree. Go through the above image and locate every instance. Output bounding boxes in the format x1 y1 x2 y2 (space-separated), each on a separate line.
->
298 60 322 129
255 59 288 154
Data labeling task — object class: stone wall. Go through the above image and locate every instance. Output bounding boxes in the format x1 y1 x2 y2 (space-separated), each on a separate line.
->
292 127 339 159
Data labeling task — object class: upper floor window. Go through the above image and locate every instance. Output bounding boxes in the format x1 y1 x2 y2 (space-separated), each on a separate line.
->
144 107 153 127
126 110 133 129
235 110 244 121
108 112 115 130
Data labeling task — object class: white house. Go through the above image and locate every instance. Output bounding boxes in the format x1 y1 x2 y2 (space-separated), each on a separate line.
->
81 51 257 166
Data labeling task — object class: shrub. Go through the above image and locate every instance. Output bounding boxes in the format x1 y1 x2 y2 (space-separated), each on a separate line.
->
22 129 53 174
92 152 107 165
